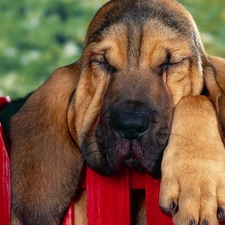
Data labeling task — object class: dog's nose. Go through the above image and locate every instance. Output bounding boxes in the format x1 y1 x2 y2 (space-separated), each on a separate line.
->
110 105 150 140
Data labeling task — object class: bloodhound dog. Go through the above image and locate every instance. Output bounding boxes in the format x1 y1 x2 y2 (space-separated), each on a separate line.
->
1 0 224 224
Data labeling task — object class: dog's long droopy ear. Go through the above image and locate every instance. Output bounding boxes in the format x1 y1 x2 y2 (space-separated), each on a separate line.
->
204 55 225 138
10 62 84 225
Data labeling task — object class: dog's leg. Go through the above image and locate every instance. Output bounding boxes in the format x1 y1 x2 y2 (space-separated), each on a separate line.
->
159 96 225 225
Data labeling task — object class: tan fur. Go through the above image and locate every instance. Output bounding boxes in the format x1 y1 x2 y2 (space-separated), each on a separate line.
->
160 96 225 225
74 190 87 225
205 55 225 138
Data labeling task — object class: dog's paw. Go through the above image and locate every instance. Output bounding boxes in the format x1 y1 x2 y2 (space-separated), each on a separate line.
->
159 96 225 225
160 152 225 225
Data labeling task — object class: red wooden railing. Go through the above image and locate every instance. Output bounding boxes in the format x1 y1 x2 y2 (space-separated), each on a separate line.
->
0 96 11 225
0 96 224 225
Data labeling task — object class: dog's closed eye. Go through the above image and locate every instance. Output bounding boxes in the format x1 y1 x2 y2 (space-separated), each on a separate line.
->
91 53 117 74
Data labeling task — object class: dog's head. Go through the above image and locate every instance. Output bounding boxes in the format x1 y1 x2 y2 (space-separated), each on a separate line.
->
70 0 206 177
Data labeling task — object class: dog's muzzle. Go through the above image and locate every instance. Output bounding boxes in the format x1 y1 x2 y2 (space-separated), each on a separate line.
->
92 100 168 176
109 104 150 141
102 102 152 170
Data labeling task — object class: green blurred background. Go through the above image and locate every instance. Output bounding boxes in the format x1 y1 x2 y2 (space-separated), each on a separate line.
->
0 0 225 98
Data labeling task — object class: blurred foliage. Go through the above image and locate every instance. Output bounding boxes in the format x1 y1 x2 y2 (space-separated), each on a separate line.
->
0 0 224 98
0 0 107 97
179 0 225 58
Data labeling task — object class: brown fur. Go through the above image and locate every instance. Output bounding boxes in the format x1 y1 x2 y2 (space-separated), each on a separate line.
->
205 55 225 138
11 63 84 224
9 0 225 224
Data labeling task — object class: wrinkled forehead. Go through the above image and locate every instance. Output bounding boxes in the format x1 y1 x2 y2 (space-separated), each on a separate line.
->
85 0 197 45
82 0 199 66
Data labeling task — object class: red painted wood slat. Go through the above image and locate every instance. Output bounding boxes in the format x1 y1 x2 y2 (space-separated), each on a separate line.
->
145 175 173 225
0 124 10 225
86 167 131 225
0 96 11 225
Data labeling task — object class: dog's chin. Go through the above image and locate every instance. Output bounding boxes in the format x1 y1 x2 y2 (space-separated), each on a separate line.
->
123 153 141 168
122 154 162 178
147 161 162 178
96 136 163 178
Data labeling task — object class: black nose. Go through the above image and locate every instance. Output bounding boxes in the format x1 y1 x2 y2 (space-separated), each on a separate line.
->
110 104 150 140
